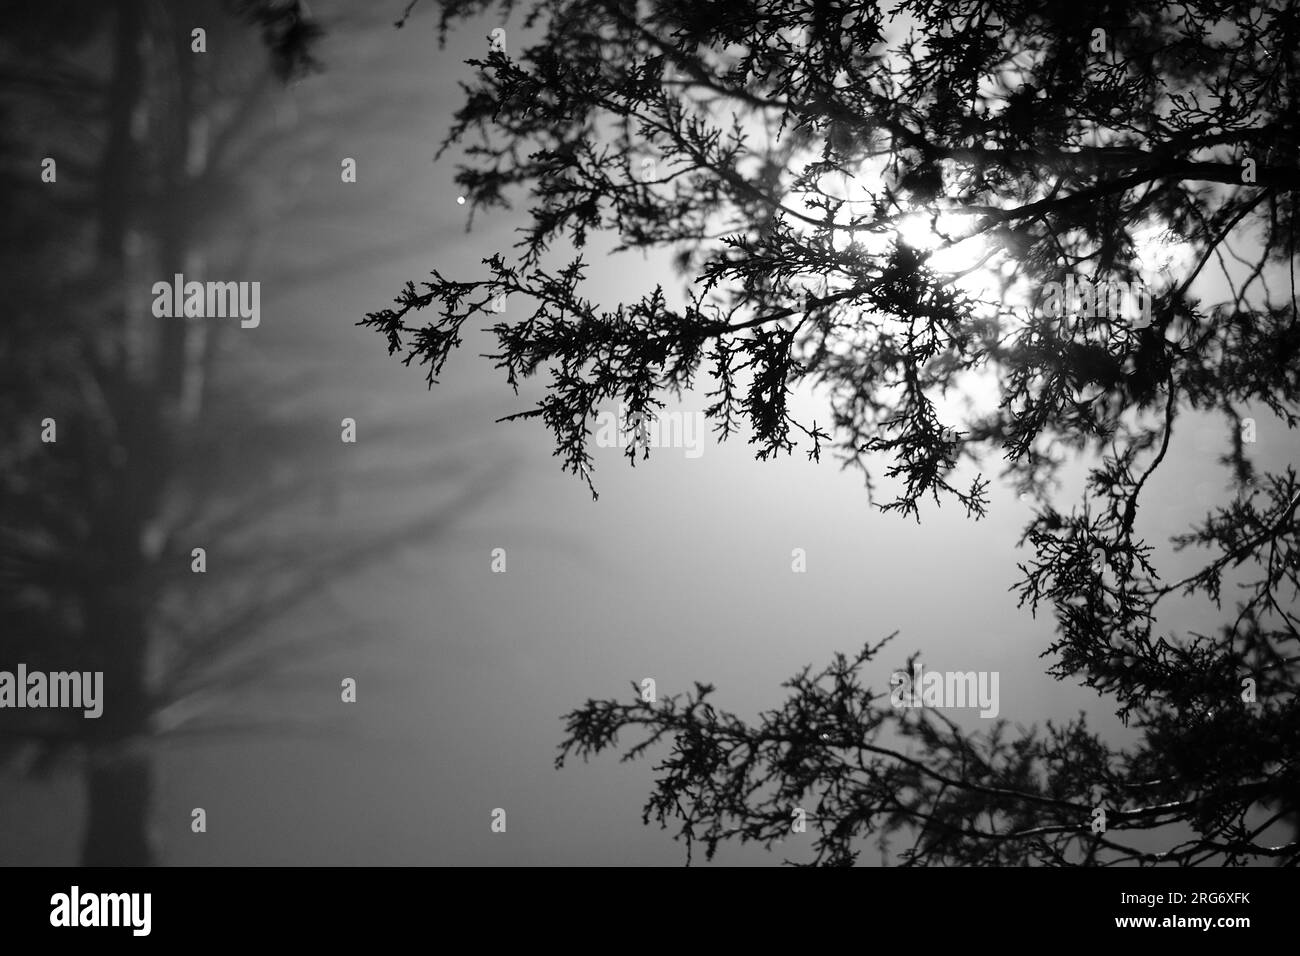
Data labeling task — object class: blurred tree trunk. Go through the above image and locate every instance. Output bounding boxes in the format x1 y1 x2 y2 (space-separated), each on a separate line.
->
79 0 158 867
82 754 153 866
79 418 159 865
1 0 461 865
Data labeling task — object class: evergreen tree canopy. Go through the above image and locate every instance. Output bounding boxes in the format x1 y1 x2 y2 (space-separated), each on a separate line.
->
364 0 1300 865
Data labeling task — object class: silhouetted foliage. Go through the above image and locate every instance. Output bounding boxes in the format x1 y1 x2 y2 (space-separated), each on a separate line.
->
367 0 1299 864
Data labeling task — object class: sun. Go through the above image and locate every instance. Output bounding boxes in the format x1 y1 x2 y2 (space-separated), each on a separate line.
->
894 209 996 279
1129 222 1193 277
897 212 944 251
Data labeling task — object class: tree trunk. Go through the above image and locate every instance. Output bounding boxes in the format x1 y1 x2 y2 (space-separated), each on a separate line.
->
77 556 156 866
81 750 155 866
77 0 160 868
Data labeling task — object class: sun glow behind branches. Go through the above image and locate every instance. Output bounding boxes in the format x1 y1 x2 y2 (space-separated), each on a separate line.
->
816 160 998 281
788 165 1011 437
1129 222 1197 279
738 119 1204 465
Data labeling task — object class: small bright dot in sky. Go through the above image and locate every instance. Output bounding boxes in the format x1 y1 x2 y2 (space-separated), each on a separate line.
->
457 196 465 205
